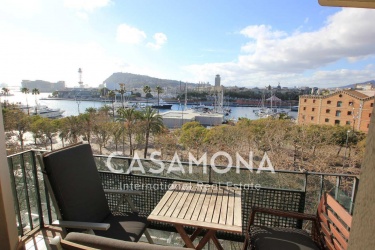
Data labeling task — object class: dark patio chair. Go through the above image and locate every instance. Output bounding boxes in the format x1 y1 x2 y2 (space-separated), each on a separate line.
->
38 143 153 243
243 193 352 250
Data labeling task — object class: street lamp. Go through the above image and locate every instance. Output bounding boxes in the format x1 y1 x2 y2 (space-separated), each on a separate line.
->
344 130 350 158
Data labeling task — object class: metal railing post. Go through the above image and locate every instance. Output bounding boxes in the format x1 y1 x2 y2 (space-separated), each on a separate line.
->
7 157 24 236
20 153 33 231
349 177 359 214
30 151 44 228
335 176 341 200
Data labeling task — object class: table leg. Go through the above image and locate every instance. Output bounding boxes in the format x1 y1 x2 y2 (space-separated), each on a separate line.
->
211 233 223 250
183 228 203 247
174 224 195 249
196 230 215 250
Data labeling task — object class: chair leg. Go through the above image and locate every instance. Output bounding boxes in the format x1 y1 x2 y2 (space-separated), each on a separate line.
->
144 229 154 244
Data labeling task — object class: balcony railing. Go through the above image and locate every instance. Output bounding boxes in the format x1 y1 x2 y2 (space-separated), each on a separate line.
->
8 149 359 246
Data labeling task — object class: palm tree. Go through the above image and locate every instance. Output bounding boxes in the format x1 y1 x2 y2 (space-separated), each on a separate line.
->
1 87 10 107
32 88 40 114
117 107 140 155
117 83 126 108
107 90 116 119
140 106 164 158
21 87 30 115
155 86 164 106
143 85 151 105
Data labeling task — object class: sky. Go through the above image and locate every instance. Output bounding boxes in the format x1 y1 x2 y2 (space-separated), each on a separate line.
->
1 0 375 89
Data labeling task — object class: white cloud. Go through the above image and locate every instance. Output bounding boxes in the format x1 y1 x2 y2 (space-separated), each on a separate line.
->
64 0 111 12
185 8 375 87
0 26 124 87
147 33 168 50
0 0 43 18
116 24 147 45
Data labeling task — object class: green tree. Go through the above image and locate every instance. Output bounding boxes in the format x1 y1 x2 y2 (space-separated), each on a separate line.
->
110 121 123 152
4 109 31 150
36 117 58 150
117 107 140 155
139 106 164 158
155 86 164 106
21 87 30 115
107 90 116 119
117 83 126 108
143 85 151 104
32 88 40 114
180 122 208 156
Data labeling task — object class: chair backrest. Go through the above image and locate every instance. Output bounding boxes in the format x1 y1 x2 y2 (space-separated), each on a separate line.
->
317 193 352 250
42 143 110 223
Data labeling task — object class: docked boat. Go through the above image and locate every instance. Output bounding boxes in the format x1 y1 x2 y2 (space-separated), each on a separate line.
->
151 104 172 109
31 106 64 118
151 99 172 109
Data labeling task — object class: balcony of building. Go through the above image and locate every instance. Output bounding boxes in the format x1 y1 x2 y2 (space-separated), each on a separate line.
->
7 149 359 249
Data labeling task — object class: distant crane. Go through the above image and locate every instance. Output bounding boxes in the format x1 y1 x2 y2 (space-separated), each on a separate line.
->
78 68 83 88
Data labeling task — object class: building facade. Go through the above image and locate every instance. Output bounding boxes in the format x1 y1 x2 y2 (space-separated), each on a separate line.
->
298 90 374 132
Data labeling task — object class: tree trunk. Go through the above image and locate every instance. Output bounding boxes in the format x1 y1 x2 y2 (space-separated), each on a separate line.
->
337 146 342 156
144 130 150 158
128 132 133 156
50 138 53 150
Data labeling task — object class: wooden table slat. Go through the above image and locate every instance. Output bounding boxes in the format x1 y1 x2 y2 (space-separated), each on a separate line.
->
158 184 182 216
211 188 224 224
176 185 198 219
233 189 242 227
219 188 229 225
191 187 208 221
204 187 218 223
182 186 202 220
198 188 213 222
226 187 235 226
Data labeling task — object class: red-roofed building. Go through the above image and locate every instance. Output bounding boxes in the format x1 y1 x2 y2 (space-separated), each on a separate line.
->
298 90 374 132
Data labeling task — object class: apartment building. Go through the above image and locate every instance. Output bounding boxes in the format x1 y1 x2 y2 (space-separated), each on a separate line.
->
298 90 374 132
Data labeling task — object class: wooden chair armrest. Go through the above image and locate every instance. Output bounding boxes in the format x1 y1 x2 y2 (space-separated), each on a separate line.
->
52 220 110 231
104 189 142 195
50 236 98 250
251 207 316 222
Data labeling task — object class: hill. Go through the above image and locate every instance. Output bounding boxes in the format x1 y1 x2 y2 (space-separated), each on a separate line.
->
103 72 207 90
338 80 375 89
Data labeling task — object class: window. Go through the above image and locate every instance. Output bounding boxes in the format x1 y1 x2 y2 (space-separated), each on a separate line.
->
349 101 353 106
339 94 343 97
312 108 315 111
346 121 351 125
370 113 372 118
304 99 307 103
325 118 329 122
311 116 314 120
335 120 340 125
313 100 316 103
347 111 352 115
326 109 330 113
336 110 341 117
337 101 342 107
327 100 331 104
303 107 306 110
371 103 374 107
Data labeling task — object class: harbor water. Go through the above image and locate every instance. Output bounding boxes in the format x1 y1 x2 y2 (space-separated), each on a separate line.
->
1 91 298 120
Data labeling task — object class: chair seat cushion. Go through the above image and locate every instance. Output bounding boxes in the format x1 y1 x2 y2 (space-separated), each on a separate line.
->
65 232 186 250
94 212 148 242
250 226 320 250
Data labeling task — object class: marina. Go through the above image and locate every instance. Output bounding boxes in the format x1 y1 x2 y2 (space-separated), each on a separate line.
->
1 91 298 121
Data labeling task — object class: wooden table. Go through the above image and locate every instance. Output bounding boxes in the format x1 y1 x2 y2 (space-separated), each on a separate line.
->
148 182 242 249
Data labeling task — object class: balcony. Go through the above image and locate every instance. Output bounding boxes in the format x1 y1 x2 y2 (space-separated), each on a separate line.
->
8 150 359 249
